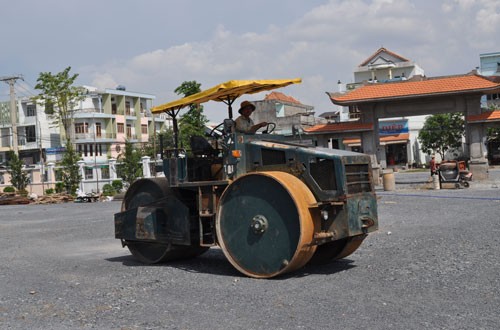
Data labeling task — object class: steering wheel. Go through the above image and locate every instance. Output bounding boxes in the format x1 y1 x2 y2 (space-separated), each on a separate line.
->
208 122 225 137
261 122 276 134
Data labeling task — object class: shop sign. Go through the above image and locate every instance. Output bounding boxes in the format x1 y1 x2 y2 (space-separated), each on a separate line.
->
379 120 408 136
46 147 66 154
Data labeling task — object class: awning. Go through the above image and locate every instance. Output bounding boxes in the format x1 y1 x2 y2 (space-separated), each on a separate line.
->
343 133 410 147
151 78 302 116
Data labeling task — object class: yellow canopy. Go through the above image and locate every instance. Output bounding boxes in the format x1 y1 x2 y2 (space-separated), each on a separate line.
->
151 78 302 114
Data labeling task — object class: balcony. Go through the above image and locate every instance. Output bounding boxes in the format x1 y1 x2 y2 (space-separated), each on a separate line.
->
126 134 138 140
74 132 117 141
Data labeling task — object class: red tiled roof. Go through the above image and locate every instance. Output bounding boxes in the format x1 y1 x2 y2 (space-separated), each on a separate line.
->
330 74 500 105
305 122 373 133
344 133 410 145
265 91 302 105
359 47 410 67
467 110 500 123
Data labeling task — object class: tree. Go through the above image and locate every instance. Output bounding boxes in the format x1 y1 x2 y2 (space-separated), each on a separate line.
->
6 150 30 192
60 139 82 194
418 113 465 159
175 81 208 149
141 128 175 159
118 140 143 186
486 106 500 142
33 66 86 139
487 126 500 142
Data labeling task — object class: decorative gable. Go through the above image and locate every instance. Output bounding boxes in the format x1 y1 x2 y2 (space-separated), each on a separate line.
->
359 47 410 68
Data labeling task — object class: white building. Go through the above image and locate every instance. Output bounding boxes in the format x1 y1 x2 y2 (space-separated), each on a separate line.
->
478 52 500 109
1 85 171 194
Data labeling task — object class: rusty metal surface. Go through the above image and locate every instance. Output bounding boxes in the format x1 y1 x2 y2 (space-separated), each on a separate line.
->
135 206 157 240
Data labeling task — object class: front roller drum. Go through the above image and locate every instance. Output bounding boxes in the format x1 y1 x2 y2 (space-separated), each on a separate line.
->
216 172 317 278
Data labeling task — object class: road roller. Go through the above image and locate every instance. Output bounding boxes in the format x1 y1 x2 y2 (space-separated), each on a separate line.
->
114 79 378 278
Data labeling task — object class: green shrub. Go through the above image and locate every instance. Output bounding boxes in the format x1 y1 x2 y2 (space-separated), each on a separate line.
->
3 186 15 193
45 188 55 195
111 180 123 192
55 182 64 193
102 184 116 196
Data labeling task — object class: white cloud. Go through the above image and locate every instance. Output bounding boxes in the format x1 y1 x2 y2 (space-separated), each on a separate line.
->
77 0 499 122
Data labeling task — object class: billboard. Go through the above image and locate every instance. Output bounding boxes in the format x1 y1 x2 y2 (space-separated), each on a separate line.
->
379 119 408 136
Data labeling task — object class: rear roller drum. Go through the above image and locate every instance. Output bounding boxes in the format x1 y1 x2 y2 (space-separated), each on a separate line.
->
122 178 208 263
308 234 367 265
216 172 317 278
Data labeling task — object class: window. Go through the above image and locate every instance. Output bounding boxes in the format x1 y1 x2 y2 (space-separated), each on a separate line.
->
75 123 89 134
101 166 110 179
27 104 36 117
349 105 361 120
126 124 132 138
78 144 83 155
26 125 36 142
125 101 131 115
141 124 148 134
117 123 124 133
89 144 93 156
85 167 93 179
95 122 102 137
112 103 117 114
55 169 63 182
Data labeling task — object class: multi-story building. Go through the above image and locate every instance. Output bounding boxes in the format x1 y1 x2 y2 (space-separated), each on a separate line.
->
70 85 163 192
0 98 59 166
1 85 171 194
478 52 500 108
250 91 320 135
353 47 425 84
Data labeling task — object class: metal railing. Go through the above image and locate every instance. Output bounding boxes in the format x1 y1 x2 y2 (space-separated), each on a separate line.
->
74 132 116 140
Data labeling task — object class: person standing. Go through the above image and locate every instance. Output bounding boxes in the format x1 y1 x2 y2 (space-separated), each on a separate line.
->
430 155 438 176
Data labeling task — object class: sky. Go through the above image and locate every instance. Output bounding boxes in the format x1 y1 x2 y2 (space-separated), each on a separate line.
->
1 0 499 122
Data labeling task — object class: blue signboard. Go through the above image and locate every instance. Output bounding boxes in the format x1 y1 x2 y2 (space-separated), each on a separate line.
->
46 147 66 155
379 120 408 136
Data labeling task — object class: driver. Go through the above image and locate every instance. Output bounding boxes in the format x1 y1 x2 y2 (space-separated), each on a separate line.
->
234 101 267 134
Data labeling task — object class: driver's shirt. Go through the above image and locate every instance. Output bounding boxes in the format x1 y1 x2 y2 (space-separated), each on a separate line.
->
235 115 255 133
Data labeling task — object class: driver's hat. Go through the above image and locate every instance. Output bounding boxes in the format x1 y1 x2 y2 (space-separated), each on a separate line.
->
238 101 256 114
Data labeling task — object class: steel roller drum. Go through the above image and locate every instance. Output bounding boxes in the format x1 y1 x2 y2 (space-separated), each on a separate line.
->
216 172 317 278
123 178 207 263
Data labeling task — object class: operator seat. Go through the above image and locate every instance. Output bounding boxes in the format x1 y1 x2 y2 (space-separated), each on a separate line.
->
190 135 218 157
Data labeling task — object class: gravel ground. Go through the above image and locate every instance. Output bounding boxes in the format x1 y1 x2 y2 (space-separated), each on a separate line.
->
0 174 499 329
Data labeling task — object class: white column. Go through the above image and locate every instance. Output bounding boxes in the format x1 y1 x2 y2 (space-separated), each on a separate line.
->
142 156 151 178
47 162 55 183
108 158 117 180
77 160 85 192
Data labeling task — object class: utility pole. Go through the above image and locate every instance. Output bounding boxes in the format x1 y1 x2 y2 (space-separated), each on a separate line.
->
1 75 24 155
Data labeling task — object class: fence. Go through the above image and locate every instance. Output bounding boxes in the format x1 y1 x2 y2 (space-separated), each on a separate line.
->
0 156 160 195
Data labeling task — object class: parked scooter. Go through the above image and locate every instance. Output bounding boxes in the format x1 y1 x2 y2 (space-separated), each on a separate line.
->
438 160 472 188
